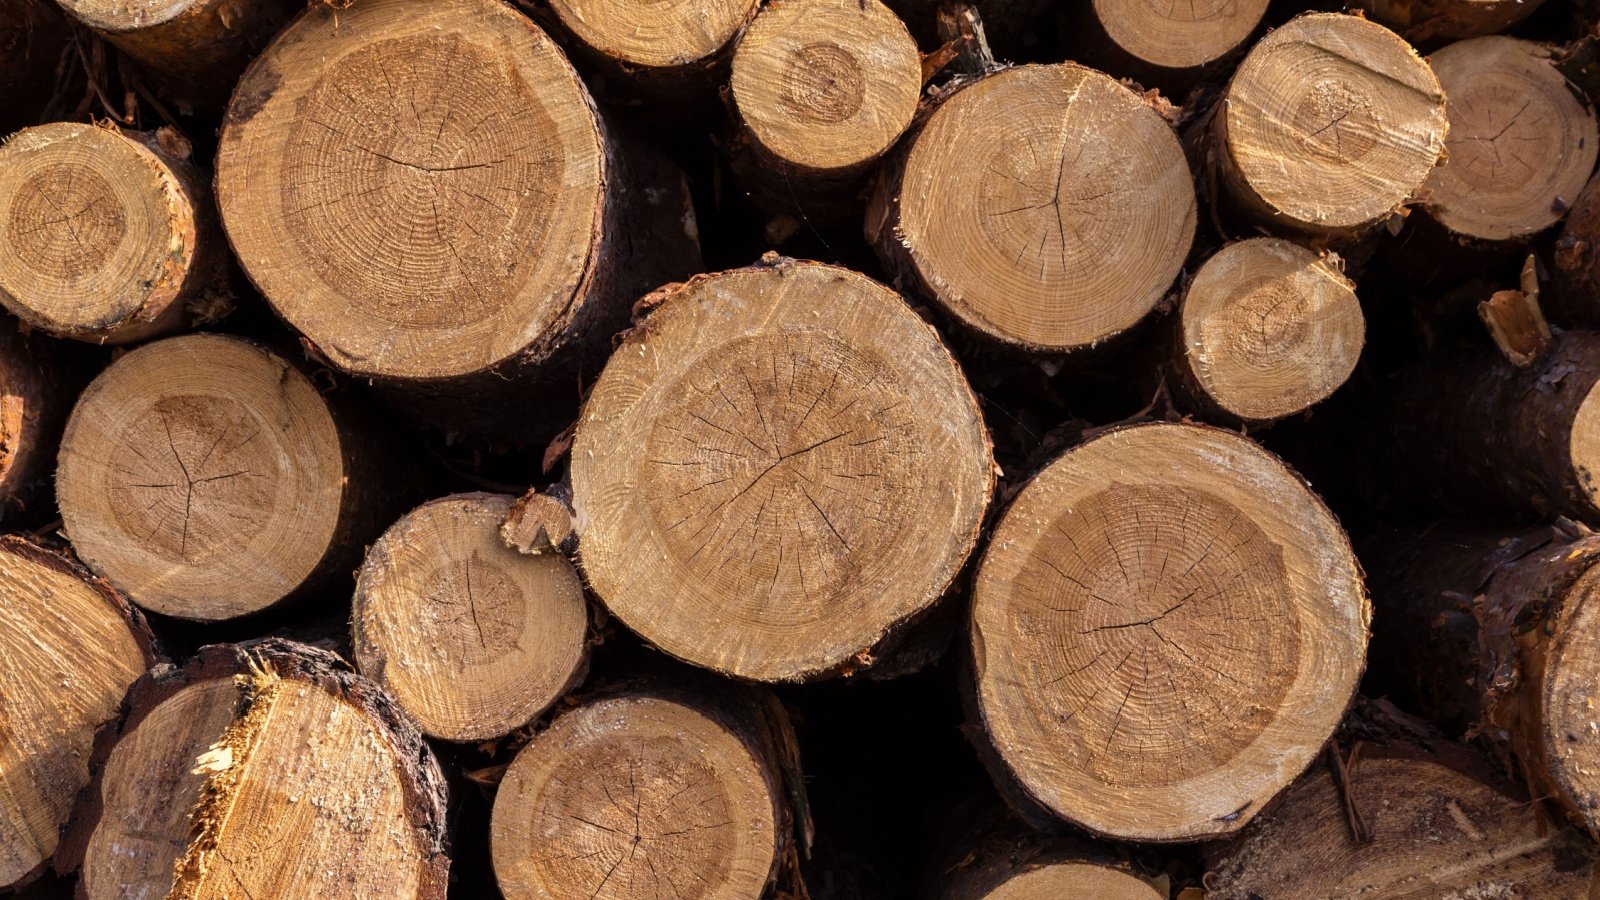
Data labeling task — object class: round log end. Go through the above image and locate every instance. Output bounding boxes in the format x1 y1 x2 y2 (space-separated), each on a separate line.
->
0 123 199 343
1423 36 1598 243
549 0 759 71
353 493 590 742
217 0 606 381
491 691 783 900
573 261 993 681
1540 565 1600 836
0 537 153 890
56 334 348 621
1221 13 1447 235
970 422 1369 842
1092 0 1267 72
892 64 1195 353
53 0 201 33
730 0 920 174
1179 238 1363 423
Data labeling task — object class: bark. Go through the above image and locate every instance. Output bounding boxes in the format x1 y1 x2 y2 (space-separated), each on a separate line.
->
58 639 449 900
1549 170 1600 328
1387 329 1600 521
1363 522 1600 839
1355 0 1549 43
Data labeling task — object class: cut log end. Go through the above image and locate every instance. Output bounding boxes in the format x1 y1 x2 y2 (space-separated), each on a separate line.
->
500 489 575 554
53 0 202 32
970 423 1368 842
1219 13 1447 237
549 0 758 71
491 691 784 900
0 123 202 343
218 0 606 381
56 334 348 621
66 641 448 900
882 63 1195 353
1179 238 1363 423
1423 37 1598 243
0 538 153 890
573 261 993 681
353 493 589 742
1091 0 1267 73
1533 564 1600 836
730 0 921 174
963 865 1164 900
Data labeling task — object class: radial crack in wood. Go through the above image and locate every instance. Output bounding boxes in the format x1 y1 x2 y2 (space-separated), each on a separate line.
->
870 63 1196 353
353 493 590 742
490 686 792 900
61 640 448 900
968 422 1369 841
0 123 221 344
1421 37 1598 244
572 260 994 681
56 334 386 621
0 537 154 891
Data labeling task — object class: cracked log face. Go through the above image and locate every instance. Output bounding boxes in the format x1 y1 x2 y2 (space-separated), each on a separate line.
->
352 493 589 742
571 261 993 681
1091 0 1267 73
1206 739 1600 898
216 0 604 382
1421 36 1598 243
56 334 349 621
877 63 1195 353
968 423 1368 842
1217 13 1447 238
0 123 203 343
0 538 152 890
730 0 920 174
491 691 782 900
549 0 758 72
67 641 447 900
1176 238 1363 424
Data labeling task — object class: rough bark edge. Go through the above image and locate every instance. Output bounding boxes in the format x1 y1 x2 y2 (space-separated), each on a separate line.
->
1354 0 1550 44
1203 697 1599 898
0 322 73 520
0 535 159 892
350 491 593 743
961 421 1371 842
71 0 299 112
867 64 1188 356
1064 0 1263 101
1550 169 1600 328
577 255 998 683
59 639 449 899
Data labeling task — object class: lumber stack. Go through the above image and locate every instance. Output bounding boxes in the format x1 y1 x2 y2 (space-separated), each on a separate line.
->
0 0 1598 895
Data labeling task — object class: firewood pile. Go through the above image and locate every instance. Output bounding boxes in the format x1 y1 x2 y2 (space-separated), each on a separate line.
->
4 0 1600 896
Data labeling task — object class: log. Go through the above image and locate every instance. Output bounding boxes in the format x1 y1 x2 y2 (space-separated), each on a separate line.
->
1168 237 1364 425
490 681 799 900
51 0 299 113
1363 522 1600 839
55 333 402 621
727 0 922 223
499 487 575 555
571 259 994 681
0 321 73 521
967 422 1369 842
351 492 590 742
1388 329 1600 520
868 63 1196 353
0 0 67 134
1356 0 1548 42
1550 170 1600 327
885 0 1054 62
546 0 759 111
1212 13 1448 241
1416 37 1598 246
1206 702 1599 898
1071 0 1268 93
930 807 1165 900
215 0 701 441
0 123 223 344
0 537 155 891
57 639 449 899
